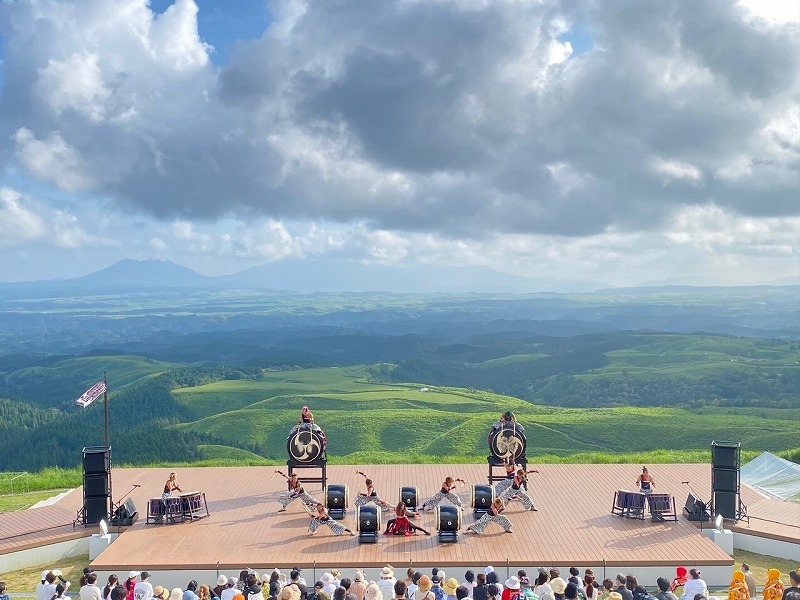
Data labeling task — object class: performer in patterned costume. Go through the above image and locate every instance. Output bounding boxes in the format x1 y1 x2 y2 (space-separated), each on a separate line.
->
498 468 538 511
276 471 321 511
308 503 356 536
466 498 514 534
354 471 392 512
420 476 464 510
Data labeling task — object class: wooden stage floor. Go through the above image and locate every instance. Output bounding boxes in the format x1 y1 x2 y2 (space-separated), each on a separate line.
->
71 463 787 571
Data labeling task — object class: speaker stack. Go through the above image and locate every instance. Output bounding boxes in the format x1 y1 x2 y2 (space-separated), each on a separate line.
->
711 440 744 521
82 446 112 525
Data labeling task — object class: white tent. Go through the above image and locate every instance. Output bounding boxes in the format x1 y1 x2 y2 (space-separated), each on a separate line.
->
740 452 800 502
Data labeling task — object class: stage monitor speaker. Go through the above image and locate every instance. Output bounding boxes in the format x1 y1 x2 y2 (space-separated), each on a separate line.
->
713 490 738 519
712 467 738 493
84 496 110 524
683 493 709 521
115 498 137 520
84 473 110 497
83 447 111 474
711 441 740 469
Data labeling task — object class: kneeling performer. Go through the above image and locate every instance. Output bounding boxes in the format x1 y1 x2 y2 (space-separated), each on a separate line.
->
308 502 356 536
420 476 464 510
466 498 513 534
384 501 431 535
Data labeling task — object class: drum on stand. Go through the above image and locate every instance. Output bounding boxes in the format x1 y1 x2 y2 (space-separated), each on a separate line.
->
471 484 494 514
356 504 381 532
324 484 349 509
435 504 462 531
488 421 527 462
399 486 419 509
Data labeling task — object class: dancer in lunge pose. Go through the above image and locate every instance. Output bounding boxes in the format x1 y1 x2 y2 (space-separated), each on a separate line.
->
494 460 538 495
384 501 431 535
275 471 321 511
354 471 392 511
466 498 514 534
498 468 538 511
307 502 356 536
420 476 464 510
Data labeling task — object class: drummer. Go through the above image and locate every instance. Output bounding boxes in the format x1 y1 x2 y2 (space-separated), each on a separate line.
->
636 466 655 494
277 472 321 512
420 476 463 510
299 406 314 424
162 472 182 499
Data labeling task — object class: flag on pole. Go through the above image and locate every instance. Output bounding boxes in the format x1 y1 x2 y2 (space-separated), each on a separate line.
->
74 381 107 408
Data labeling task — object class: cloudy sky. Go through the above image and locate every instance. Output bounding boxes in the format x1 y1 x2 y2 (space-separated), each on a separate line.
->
0 0 797 288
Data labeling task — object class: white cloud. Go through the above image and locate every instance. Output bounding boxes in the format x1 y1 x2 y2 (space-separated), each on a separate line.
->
12 128 94 191
0 186 93 248
651 157 704 185
36 52 110 121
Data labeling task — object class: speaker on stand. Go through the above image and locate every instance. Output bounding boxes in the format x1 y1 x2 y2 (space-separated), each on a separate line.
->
79 446 112 526
711 441 748 523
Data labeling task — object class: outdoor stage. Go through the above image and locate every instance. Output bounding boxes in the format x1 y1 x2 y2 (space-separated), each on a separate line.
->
2 463 797 585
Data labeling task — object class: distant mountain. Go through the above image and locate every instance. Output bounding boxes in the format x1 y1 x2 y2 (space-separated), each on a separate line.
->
78 259 208 287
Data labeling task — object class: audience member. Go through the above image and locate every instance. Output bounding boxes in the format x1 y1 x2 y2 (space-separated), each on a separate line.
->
488 586 500 600
680 571 707 600
520 578 537 600
153 587 169 600
463 573 476 599
729 573 749 600
741 567 756 600
551 579 566 600
670 570 688 597
0 581 9 600
223 581 239 600
395 582 408 600
625 576 647 600
763 571 784 600
184 581 200 600
378 568 397 599
599 581 614 600
456 588 469 600
351 574 368 600
782 571 800 600
81 573 104 600
134 573 154 600
502 579 521 600
655 579 677 600
111 586 127 600
291 572 308 600
104 576 120 600
215 578 229 599
534 574 553 600
444 580 460 600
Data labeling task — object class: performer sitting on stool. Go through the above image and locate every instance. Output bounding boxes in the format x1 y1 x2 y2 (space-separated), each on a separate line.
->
299 405 314 424
354 471 392 511
636 466 655 494
384 501 431 536
308 502 356 536
276 471 321 512
420 476 464 510
498 468 538 511
466 498 514 534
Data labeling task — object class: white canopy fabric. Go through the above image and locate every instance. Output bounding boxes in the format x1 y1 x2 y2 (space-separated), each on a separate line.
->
740 452 800 502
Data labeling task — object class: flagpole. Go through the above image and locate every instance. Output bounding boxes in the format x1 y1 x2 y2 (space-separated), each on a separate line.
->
103 370 109 449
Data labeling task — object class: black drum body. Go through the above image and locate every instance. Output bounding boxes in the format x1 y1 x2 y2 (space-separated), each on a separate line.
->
356 504 380 532
324 484 349 509
471 484 494 512
399 486 419 509
488 421 526 461
435 504 462 532
287 423 327 463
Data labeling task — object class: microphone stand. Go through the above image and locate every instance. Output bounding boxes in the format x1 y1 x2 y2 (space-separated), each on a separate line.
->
682 481 708 532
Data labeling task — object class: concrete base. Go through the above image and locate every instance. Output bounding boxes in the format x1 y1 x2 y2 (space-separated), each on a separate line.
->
733 531 800 561
89 533 112 559
702 527 734 555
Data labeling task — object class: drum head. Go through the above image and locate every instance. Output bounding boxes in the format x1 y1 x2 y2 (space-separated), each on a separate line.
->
400 486 419 507
287 423 327 462
324 484 350 508
471 484 494 509
488 422 526 461
356 504 380 532
435 505 462 531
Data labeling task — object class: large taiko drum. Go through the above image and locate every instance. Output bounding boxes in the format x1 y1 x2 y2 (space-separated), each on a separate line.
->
356 504 381 532
488 421 526 461
435 504 462 532
324 484 349 510
471 484 494 510
399 486 419 509
287 423 327 462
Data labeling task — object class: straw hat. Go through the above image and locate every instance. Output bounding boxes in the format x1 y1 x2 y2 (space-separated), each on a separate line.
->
281 585 301 600
443 579 459 596
418 577 432 592
169 589 183 600
381 567 395 579
366 584 383 600
608 594 623 600
218 576 229 586
550 579 567 595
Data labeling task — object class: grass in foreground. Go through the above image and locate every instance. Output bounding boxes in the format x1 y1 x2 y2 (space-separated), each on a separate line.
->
729 549 796 589
0 489 69 513
0 554 89 594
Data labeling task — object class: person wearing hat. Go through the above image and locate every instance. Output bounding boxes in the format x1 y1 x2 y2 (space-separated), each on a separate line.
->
184 581 200 600
519 578 535 600
431 577 445 600
462 573 476 599
308 582 325 600
320 575 335 598
466 498 514 535
365 584 383 600
215 578 229 600
222 581 239 600
133 573 153 600
762 570 783 600
550 579 567 600
330 573 340 590
415 578 434 600
124 574 140 600
276 472 322 512
607 593 622 600
501 579 522 600
281 587 301 600
377 568 397 598
351 573 368 600
153 587 169 600
420 477 463 511
444 580 460 600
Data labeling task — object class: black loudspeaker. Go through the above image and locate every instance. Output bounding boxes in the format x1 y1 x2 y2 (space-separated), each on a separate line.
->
714 490 737 519
683 493 709 521
84 496 110 524
84 474 110 497
711 441 740 469
83 447 111 474
712 468 738 492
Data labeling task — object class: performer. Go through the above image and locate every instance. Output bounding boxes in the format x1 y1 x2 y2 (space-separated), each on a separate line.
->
498 468 538 511
420 476 464 510
495 460 539 495
727 572 749 600
276 471 321 512
762 570 784 600
354 471 392 511
299 406 314 424
466 498 514 534
308 502 356 536
384 501 431 536
162 472 182 499
669 567 688 594
636 466 655 494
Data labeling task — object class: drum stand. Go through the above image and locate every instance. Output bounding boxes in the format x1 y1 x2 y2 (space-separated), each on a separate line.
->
287 456 328 488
